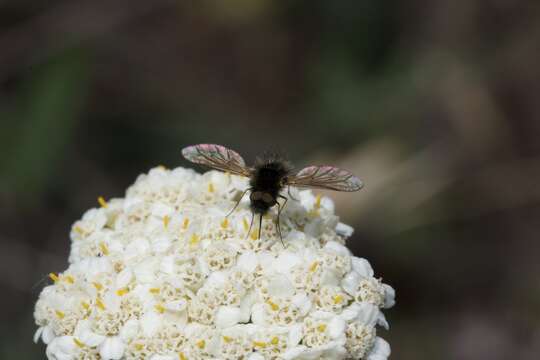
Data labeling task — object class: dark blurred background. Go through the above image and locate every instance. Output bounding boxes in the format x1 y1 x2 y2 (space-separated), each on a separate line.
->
1 1 540 359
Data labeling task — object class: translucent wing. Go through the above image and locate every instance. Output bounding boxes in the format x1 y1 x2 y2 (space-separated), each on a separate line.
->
181 144 252 177
286 165 363 192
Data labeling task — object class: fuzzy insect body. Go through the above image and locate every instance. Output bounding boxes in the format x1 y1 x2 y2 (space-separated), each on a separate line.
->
181 144 363 244
249 158 291 215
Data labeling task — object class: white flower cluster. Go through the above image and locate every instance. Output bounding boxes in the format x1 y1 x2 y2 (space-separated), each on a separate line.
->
34 167 395 360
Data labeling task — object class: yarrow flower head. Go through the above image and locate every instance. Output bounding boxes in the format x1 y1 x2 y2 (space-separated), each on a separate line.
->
34 166 395 360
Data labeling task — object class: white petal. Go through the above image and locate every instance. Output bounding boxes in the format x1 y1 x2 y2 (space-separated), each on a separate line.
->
120 319 140 342
46 336 76 360
351 257 374 277
382 284 396 308
291 292 312 316
99 336 125 360
367 337 391 360
103 290 121 313
288 324 304 347
285 230 307 247
77 329 106 347
123 197 143 212
251 303 267 325
267 275 295 297
297 346 323 359
151 203 174 218
238 290 256 323
116 268 133 289
335 222 354 237
281 346 308 360
341 271 361 296
140 312 162 337
125 238 150 259
320 269 340 287
215 306 241 328
159 256 175 274
321 342 348 359
236 251 259 272
204 271 228 288
257 251 275 271
33 327 44 344
133 258 158 283
323 241 350 256
42 325 56 344
273 252 301 274
248 353 265 360
152 235 172 253
311 310 334 320
165 299 187 313
150 355 176 360
356 303 380 327
340 303 360 322
377 312 390 330
328 317 346 339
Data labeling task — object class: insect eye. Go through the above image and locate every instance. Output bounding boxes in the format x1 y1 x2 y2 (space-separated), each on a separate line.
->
251 191 262 201
262 193 274 204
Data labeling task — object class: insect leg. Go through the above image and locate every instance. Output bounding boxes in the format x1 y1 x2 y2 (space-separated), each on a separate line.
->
258 213 263 240
276 196 288 247
245 212 255 240
287 185 299 201
226 188 250 217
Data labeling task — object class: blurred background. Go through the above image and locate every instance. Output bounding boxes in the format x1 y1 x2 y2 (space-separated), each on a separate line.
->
1 1 540 359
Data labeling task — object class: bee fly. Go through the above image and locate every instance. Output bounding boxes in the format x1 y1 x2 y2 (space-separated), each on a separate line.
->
182 144 363 245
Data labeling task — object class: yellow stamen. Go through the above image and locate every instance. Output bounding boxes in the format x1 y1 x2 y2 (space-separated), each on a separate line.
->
157 164 167 170
182 218 190 230
267 300 279 311
73 225 84 235
333 295 344 304
55 310 65 319
65 275 75 284
81 301 90 310
220 218 229 229
179 353 187 360
116 288 129 296
134 343 144 351
98 196 108 208
196 339 206 349
250 229 259 241
73 338 85 348
308 209 320 217
242 217 249 231
92 282 103 291
154 304 165 313
163 215 170 228
309 261 319 272
271 336 279 345
190 233 200 246
99 242 109 256
222 336 233 343
208 183 215 193
315 194 322 209
96 298 106 310
149 287 160 294
49 273 59 283
317 324 327 332
253 341 267 348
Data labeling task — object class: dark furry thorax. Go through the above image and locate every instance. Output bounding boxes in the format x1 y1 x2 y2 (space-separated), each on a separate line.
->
250 157 292 191
249 156 292 214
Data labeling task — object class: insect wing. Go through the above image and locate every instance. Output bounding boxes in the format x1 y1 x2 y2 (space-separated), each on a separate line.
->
287 165 363 192
181 144 252 177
